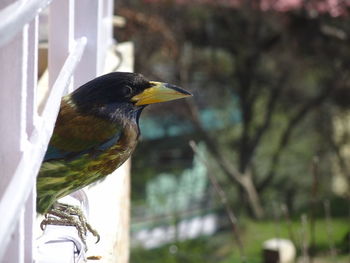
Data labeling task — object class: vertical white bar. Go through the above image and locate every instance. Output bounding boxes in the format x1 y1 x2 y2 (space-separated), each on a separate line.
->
3 211 25 263
74 0 103 88
24 191 35 263
102 0 114 50
24 16 38 263
0 19 29 262
27 17 39 138
48 0 75 92
0 30 28 192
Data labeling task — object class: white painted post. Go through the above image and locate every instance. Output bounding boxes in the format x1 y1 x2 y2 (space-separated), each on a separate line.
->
74 0 104 88
26 17 39 137
25 192 36 263
48 0 75 92
101 0 115 53
0 25 27 195
24 16 39 263
0 24 28 263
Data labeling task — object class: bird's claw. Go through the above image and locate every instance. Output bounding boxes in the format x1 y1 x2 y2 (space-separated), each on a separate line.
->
40 203 100 249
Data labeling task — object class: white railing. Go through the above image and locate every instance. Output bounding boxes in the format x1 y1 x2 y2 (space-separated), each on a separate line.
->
0 0 52 47
0 0 117 262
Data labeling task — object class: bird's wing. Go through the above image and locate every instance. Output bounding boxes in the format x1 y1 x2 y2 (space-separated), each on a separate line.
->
43 131 121 162
43 99 122 162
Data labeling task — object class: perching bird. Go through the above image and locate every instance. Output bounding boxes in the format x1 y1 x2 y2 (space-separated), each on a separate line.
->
37 72 191 214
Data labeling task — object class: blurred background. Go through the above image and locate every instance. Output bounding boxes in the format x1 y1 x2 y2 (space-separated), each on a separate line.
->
115 1 349 262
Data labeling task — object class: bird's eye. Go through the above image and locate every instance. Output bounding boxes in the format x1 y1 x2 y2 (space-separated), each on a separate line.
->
124 85 133 97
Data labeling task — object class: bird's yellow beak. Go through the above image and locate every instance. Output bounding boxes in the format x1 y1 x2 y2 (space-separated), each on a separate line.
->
131 81 192 106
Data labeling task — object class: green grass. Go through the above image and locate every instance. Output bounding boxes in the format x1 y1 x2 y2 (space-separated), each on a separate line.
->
131 218 350 263
222 218 349 263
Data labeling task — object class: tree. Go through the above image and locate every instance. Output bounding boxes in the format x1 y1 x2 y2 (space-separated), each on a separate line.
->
117 0 350 218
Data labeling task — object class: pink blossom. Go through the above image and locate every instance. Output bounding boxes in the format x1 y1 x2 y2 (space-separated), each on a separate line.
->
143 0 349 16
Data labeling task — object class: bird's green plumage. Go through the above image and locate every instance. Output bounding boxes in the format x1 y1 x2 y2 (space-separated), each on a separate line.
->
37 96 139 213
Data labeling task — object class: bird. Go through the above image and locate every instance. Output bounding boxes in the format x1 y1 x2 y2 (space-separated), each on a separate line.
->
36 72 191 225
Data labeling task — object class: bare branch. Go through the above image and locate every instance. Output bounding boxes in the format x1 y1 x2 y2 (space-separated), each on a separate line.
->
257 83 334 191
189 141 246 263
185 100 243 184
248 71 288 165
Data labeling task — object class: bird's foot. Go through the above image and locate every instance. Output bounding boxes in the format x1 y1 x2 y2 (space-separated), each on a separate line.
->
40 203 100 249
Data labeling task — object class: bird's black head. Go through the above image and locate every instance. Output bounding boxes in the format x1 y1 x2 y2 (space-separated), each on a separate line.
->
72 72 151 106
70 72 191 121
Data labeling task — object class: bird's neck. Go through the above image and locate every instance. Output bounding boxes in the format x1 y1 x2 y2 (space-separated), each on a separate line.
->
92 102 143 126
